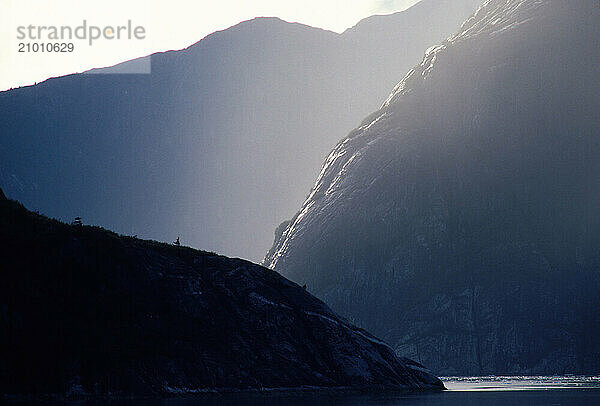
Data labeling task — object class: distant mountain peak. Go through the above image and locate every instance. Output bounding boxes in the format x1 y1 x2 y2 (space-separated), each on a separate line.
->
0 0 484 262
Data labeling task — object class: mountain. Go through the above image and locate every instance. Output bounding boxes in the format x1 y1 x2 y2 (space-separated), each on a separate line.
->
0 0 482 262
0 188 443 398
265 0 600 375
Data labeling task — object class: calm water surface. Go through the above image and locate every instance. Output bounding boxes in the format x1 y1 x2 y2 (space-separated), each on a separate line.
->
9 377 600 405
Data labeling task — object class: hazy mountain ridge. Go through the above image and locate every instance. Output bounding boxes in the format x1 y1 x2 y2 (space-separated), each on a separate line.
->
265 0 600 375
0 188 443 397
0 0 483 261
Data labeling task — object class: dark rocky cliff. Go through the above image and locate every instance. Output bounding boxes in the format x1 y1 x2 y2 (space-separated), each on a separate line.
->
265 0 600 375
0 189 442 397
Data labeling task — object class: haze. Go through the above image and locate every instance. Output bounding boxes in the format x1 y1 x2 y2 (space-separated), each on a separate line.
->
0 0 483 261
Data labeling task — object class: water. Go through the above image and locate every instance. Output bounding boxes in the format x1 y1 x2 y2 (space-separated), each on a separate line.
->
6 377 600 405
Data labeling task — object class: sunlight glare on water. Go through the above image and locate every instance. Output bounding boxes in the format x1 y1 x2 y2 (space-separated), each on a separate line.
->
442 375 600 391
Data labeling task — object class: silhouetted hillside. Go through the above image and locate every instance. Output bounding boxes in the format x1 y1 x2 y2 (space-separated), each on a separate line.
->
0 188 442 398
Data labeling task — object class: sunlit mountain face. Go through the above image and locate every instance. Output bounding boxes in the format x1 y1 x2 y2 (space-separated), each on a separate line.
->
0 0 481 262
266 0 600 375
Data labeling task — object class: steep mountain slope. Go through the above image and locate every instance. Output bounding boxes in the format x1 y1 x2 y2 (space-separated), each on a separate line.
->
0 0 482 262
0 188 442 397
266 0 600 375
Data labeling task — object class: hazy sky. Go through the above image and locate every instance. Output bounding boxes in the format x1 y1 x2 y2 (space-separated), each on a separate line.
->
0 0 420 91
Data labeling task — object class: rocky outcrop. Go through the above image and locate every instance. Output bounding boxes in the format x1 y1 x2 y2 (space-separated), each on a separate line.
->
0 195 443 398
265 0 600 375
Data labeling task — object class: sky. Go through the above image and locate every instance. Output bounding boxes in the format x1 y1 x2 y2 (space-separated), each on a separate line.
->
0 0 421 91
